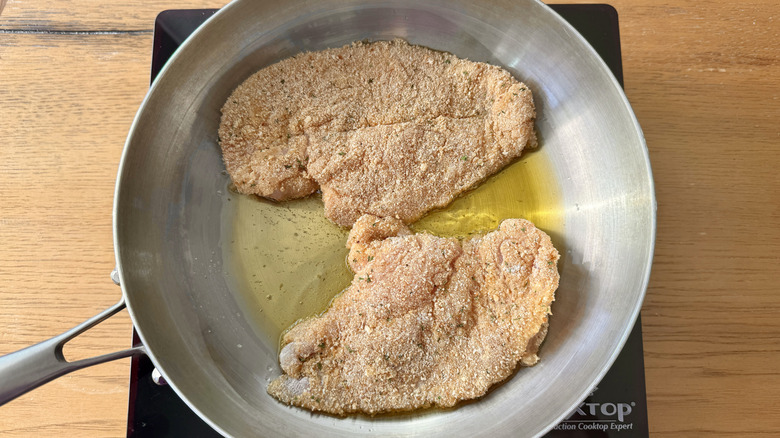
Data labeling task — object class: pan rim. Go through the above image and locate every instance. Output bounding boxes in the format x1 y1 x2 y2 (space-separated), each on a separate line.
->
113 1 657 436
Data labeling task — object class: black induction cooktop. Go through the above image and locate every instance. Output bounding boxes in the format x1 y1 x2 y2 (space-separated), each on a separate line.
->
127 5 649 437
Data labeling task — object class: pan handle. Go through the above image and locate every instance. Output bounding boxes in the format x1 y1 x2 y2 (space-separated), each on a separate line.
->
0 298 146 406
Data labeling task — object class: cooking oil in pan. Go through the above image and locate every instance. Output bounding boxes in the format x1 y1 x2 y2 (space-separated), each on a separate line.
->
228 193 352 337
411 150 562 238
228 149 562 340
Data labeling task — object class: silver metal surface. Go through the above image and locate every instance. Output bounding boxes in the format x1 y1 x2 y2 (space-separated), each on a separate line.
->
151 367 168 386
112 0 655 437
0 300 145 406
110 268 121 285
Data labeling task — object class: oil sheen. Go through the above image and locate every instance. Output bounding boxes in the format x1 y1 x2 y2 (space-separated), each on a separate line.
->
228 149 562 341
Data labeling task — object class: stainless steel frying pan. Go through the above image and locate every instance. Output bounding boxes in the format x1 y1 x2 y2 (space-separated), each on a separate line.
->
0 0 655 436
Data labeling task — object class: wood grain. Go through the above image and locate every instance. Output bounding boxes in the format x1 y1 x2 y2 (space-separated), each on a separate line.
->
1 0 779 436
601 1 780 436
0 2 228 436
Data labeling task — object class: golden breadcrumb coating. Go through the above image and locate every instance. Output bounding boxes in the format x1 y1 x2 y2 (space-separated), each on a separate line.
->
267 215 559 415
219 40 536 226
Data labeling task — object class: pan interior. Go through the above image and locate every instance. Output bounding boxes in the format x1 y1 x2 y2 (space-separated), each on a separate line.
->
114 1 654 437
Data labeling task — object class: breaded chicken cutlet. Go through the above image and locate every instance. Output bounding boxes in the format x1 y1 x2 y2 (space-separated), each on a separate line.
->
219 39 536 226
267 215 559 415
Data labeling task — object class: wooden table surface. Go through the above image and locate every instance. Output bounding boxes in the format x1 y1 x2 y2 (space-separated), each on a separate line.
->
1 0 778 436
